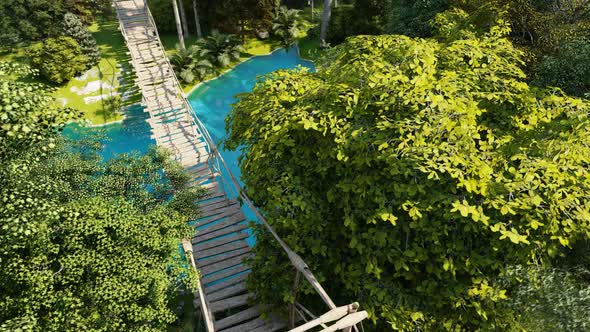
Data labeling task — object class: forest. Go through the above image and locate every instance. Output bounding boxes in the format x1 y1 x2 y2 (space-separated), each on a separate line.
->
1 0 589 331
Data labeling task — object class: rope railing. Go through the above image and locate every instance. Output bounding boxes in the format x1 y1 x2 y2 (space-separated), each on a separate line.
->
137 1 340 312
115 2 367 331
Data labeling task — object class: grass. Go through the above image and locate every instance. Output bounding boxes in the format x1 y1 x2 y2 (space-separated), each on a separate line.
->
53 18 141 125
1 17 140 125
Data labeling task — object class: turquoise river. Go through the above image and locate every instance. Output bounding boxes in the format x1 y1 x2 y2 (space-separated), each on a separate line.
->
64 48 314 245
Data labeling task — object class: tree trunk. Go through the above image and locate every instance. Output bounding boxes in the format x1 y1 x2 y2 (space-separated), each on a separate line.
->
177 0 190 37
320 0 332 47
192 0 202 38
334 0 338 8
311 0 314 20
171 0 185 49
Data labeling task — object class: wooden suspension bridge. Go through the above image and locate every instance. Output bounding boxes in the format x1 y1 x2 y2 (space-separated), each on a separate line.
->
113 1 368 331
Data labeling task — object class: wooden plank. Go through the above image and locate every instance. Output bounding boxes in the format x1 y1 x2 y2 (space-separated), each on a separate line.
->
199 201 240 219
197 195 229 209
196 212 246 238
195 240 249 260
195 223 249 245
198 247 251 268
210 293 250 313
201 252 251 276
199 199 234 215
208 281 248 302
202 264 250 285
215 306 261 331
249 318 288 332
194 232 248 253
204 272 249 294
196 206 242 228
219 316 267 332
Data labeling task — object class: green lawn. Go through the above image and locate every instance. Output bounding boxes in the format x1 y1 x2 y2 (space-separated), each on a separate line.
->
53 18 142 125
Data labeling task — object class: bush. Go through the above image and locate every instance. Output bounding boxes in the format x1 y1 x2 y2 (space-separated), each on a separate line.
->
30 36 88 84
60 12 100 68
535 38 590 97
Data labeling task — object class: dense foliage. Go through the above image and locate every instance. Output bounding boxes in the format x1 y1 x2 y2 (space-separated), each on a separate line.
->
326 0 388 45
505 266 590 331
535 38 590 97
225 24 590 330
30 36 88 84
387 0 449 37
61 12 100 69
149 0 276 36
0 64 202 331
0 0 107 46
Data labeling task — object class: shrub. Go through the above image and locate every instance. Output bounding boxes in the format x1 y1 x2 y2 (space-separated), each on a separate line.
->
30 36 87 84
60 12 100 68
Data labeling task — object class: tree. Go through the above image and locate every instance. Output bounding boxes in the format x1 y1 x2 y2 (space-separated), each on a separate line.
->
0 0 65 46
178 0 190 36
192 0 203 37
0 63 203 331
225 23 590 329
30 36 88 84
61 12 100 68
272 7 304 49
320 0 333 46
198 30 243 67
171 0 186 49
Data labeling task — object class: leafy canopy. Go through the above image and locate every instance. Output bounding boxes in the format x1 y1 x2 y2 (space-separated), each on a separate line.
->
0 64 202 331
225 24 590 330
30 36 88 84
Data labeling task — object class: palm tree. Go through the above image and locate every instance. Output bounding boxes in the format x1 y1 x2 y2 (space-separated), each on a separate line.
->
320 0 333 47
198 31 243 68
171 0 185 49
192 0 202 37
272 7 303 49
170 44 213 84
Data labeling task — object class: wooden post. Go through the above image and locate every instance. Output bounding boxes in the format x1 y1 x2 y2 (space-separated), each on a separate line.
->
171 0 185 49
182 239 215 332
289 271 302 329
192 0 202 37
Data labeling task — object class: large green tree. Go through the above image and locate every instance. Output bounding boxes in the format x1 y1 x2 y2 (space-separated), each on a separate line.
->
225 21 590 330
30 36 88 84
0 64 203 331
